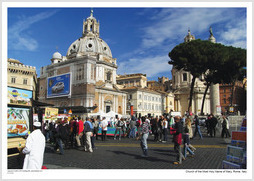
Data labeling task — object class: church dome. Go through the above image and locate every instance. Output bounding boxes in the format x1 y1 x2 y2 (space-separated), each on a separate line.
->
52 51 62 59
67 36 112 58
66 10 112 59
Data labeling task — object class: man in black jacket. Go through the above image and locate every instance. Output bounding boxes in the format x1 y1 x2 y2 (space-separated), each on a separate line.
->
210 114 218 137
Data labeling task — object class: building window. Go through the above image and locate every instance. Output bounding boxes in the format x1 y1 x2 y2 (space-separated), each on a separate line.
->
23 79 28 85
106 71 111 81
183 73 187 81
11 77 16 84
76 65 84 80
139 94 142 99
129 94 132 100
223 98 226 104
152 97 154 101
138 103 142 109
170 101 172 105
224 89 226 93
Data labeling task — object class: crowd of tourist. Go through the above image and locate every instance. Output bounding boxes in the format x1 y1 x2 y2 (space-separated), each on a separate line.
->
40 113 231 165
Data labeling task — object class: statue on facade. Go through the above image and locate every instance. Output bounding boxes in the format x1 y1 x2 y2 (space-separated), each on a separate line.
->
209 26 213 36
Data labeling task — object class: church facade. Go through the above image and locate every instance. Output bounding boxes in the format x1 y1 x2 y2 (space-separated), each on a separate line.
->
38 10 127 117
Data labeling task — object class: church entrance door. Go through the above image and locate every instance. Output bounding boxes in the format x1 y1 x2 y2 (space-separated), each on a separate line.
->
106 106 110 113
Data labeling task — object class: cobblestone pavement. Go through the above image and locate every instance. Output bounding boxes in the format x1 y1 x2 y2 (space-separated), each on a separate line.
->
43 133 231 169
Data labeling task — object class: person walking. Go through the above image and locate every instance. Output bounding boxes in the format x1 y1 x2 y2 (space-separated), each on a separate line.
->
54 120 64 155
75 117 84 147
158 116 163 142
100 117 108 141
183 118 195 158
22 122 45 169
44 120 50 142
114 118 123 140
122 118 127 137
138 117 150 157
83 117 93 153
170 116 184 165
153 117 159 142
162 117 168 143
169 116 174 128
128 117 137 138
221 115 231 138
193 115 203 139
91 118 98 149
92 117 99 140
210 114 218 137
70 117 77 148
136 117 142 138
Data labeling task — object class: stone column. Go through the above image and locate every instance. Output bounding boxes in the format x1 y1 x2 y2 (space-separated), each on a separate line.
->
210 83 221 115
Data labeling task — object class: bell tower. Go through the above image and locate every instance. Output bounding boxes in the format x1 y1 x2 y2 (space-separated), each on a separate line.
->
83 9 100 37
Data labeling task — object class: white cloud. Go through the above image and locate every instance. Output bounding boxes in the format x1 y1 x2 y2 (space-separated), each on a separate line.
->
218 20 246 48
140 8 236 49
117 55 172 78
117 8 246 80
8 10 58 51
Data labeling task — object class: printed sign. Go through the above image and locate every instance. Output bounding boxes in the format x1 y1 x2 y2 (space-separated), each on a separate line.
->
7 107 30 137
216 105 221 114
7 87 32 106
45 107 59 122
227 145 244 158
232 131 246 142
222 160 241 169
47 73 71 98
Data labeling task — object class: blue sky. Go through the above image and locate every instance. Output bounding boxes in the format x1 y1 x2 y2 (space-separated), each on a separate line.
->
7 7 247 80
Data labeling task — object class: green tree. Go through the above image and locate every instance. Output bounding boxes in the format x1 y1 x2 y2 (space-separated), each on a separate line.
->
169 39 213 112
200 44 246 115
200 43 230 115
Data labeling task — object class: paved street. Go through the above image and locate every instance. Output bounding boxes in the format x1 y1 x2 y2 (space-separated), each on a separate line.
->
43 132 231 169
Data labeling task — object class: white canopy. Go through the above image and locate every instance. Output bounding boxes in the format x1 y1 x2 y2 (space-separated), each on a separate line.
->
88 110 107 118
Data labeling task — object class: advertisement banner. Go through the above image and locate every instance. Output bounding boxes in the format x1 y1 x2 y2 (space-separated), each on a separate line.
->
7 107 30 137
47 73 71 98
7 87 32 106
45 107 59 122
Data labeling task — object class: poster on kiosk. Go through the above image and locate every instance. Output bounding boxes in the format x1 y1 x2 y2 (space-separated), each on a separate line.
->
7 107 30 137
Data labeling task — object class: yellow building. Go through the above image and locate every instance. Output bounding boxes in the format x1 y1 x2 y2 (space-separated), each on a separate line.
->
116 73 147 88
116 73 173 117
7 58 37 98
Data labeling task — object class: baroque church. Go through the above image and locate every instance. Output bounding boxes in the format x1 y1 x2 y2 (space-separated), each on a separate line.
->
171 28 221 116
38 10 127 117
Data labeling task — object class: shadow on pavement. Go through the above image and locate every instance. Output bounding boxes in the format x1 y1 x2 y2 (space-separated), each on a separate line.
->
108 150 174 163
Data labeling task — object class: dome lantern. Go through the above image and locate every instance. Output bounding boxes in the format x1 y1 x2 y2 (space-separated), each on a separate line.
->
83 9 100 37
